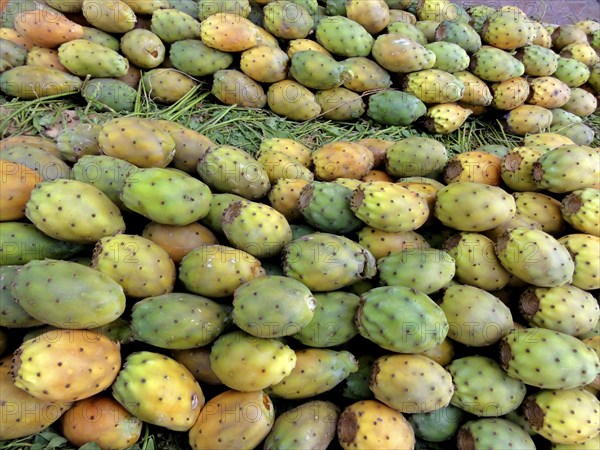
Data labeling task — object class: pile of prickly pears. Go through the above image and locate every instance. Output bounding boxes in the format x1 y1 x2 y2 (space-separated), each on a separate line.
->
0 0 598 140
1 104 600 449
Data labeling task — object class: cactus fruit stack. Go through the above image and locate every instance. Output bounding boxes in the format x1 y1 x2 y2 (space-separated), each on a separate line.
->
0 1 600 449
0 0 597 139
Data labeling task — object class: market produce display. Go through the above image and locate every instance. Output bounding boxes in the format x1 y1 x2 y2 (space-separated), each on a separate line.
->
0 0 599 449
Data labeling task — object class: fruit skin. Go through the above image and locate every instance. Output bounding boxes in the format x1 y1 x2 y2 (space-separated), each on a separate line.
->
367 90 426 126
267 79 321 121
435 20 481 54
112 351 204 432
457 418 535 450
527 76 571 109
315 16 373 57
316 87 366 121
282 232 376 292
499 327 600 389
56 123 101 163
156 120 216 174
554 57 591 88
561 188 600 236
240 45 288 83
82 0 137 33
267 348 358 399
141 221 217 264
409 405 465 443
60 395 142 450
495 227 574 287
72 155 138 209
558 234 600 291
514 191 566 236
424 102 473 134
342 56 391 92
11 259 125 329
515 44 559 76
201 13 258 52
188 390 274 450
1 38 27 68
212 69 266 109
503 104 553 135
232 275 315 338
264 400 339 450
58 39 128 78
532 145 600 193
434 182 516 232
356 286 448 353
403 69 464 104
179 244 265 297
482 7 534 50
370 354 454 414
377 248 455 294
337 400 415 450
143 68 198 104
426 41 470 72
0 160 42 221
562 87 598 118
290 50 349 90
12 329 121 402
121 168 212 226
14 9 84 48
292 290 360 348
82 78 137 113
385 136 448 177
438 284 513 347
120 29 165 69
500 146 544 192
351 181 429 232
470 46 525 82
25 179 125 244
448 356 526 417
92 234 176 298
263 1 313 39
209 330 296 391
443 232 511 291
299 181 363 234
198 145 271 200
1 144 70 180
0 355 71 440
131 293 230 349
98 117 176 168
523 388 600 445
0 265 41 328
0 66 81 99
519 284 599 336
372 35 436 73
0 222 84 265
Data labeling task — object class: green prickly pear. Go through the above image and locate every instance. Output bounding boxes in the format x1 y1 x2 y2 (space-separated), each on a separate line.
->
121 167 212 226
367 90 426 126
0 222 84 265
356 285 448 353
130 293 230 349
438 284 513 347
558 234 600 291
58 39 128 78
11 259 125 329
457 418 535 450
25 179 125 244
315 87 366 121
0 265 41 328
561 188 600 236
448 356 526 417
470 46 525 82
171 39 233 77
409 405 465 443
435 20 481 53
82 0 136 33
426 41 470 72
267 348 358 399
81 78 137 113
80 26 120 51
151 8 200 43
554 57 590 87
290 50 349 90
263 1 313 39
402 69 465 103
532 145 600 193
209 330 296 391
112 351 204 431
56 123 101 162
282 232 377 291
315 16 374 57
232 275 316 338
515 44 559 76
120 29 165 69
499 327 600 389
211 69 267 109
292 291 360 347
143 68 198 104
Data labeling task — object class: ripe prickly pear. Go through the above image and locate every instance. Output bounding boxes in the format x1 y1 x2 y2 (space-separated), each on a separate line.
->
532 145 600 193
370 354 454 414
343 56 391 92
457 418 535 450
14 9 84 48
209 330 296 391
409 405 464 443
212 69 267 109
112 351 204 431
201 13 258 52
561 188 600 236
558 234 600 291
58 39 128 78
188 390 274 450
120 29 165 69
82 0 136 33
267 79 321 121
82 78 137 113
13 329 121 402
0 355 70 440
263 1 313 39
93 234 176 298
470 46 525 82
337 400 415 450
